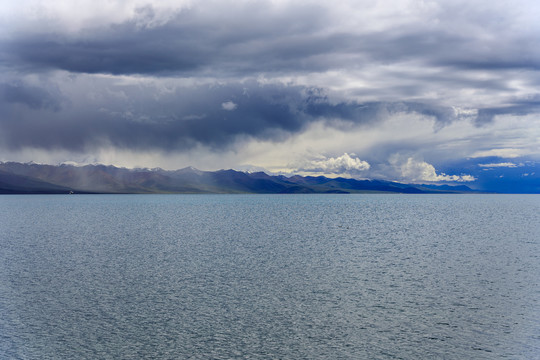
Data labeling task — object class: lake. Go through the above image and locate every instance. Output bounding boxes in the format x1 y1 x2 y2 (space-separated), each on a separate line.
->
1 194 539 359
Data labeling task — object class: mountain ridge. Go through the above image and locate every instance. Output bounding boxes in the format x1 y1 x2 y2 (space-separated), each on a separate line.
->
0 162 478 194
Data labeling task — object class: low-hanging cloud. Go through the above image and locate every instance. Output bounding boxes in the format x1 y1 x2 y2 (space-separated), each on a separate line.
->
395 157 476 183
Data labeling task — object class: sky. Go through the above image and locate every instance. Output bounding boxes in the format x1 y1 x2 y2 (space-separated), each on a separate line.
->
1 0 539 191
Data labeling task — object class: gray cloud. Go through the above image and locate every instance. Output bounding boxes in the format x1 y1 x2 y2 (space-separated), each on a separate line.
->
1 69 539 164
2 1 539 79
0 76 486 153
476 102 540 124
1 3 333 76
0 82 61 111
0 79 345 152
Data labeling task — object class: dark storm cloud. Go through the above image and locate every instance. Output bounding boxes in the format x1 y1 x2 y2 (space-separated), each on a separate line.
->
0 81 318 151
305 92 459 126
476 102 540 124
1 3 335 76
3 2 538 78
0 77 475 153
2 23 526 77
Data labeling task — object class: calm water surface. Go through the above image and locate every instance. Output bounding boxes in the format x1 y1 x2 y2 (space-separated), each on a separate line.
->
1 194 539 359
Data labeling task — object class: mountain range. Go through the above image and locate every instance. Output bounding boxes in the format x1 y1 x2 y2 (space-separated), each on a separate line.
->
0 162 478 194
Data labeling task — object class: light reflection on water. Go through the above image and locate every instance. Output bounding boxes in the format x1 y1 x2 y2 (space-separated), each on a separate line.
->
1 194 539 359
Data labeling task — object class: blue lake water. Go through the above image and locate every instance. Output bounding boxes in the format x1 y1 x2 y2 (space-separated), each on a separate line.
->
1 194 539 359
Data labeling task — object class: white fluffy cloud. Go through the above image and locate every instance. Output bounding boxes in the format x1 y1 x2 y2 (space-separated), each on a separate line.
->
294 153 370 176
395 157 476 183
221 101 238 111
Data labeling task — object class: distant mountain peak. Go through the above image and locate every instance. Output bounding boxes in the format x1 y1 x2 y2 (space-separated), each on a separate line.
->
175 166 204 175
